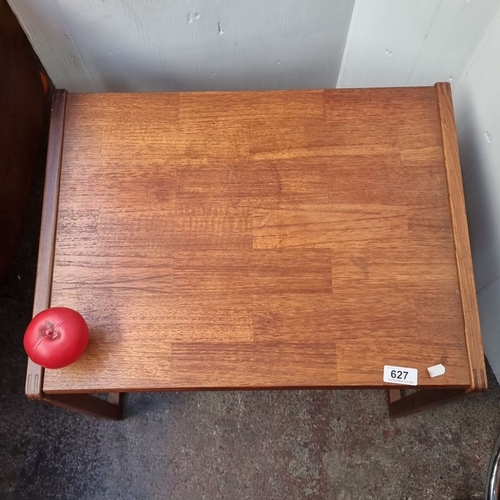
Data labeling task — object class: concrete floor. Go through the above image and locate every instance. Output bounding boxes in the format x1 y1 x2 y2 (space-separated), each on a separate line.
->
1 147 500 500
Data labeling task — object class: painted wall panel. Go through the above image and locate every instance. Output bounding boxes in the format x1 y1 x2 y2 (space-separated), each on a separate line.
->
338 0 442 87
9 0 355 92
8 1 96 91
454 11 500 296
338 0 499 89
408 0 500 87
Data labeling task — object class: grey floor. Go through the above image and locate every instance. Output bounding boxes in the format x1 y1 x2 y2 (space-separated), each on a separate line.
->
1 145 500 500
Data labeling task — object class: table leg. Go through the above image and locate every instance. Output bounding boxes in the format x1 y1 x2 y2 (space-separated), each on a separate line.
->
27 360 122 420
39 393 123 420
387 388 465 418
108 392 122 407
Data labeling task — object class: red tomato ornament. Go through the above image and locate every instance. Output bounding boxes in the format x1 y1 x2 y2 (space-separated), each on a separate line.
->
24 307 89 369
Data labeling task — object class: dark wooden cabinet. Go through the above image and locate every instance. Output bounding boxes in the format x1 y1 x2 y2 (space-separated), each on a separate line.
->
0 0 48 280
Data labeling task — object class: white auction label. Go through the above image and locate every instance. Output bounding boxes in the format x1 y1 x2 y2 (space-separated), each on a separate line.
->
383 365 418 386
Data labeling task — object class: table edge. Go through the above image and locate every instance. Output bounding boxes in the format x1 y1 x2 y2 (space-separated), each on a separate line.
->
42 382 472 395
435 82 487 393
25 89 67 400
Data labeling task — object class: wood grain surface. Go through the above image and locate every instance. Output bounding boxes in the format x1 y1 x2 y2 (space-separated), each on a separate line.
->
41 87 483 393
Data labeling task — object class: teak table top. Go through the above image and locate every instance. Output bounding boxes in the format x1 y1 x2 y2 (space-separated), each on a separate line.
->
31 85 486 396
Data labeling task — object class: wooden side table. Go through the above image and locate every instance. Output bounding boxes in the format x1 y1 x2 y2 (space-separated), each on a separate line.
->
25 84 486 420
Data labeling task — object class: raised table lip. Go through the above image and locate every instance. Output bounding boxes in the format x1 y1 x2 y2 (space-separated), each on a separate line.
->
435 82 486 393
42 382 471 395
27 84 485 396
26 89 67 400
59 84 447 97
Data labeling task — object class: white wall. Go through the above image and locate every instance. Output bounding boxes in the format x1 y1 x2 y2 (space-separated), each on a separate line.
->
340 0 500 381
453 11 500 380
338 0 500 90
9 0 354 92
